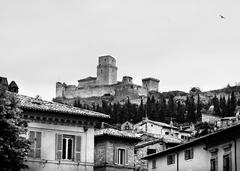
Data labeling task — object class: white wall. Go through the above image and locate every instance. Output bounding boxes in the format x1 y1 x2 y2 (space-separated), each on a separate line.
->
148 137 240 171
24 122 94 171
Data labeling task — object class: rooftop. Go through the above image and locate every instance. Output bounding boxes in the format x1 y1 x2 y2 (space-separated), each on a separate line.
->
135 118 178 130
95 128 141 141
142 77 160 82
136 134 182 148
10 92 110 119
78 77 96 82
142 123 240 160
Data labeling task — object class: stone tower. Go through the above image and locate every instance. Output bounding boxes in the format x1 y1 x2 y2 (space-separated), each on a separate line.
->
142 77 160 92
97 55 118 85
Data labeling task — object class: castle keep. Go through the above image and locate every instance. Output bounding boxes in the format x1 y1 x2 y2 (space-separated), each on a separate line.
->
56 55 160 103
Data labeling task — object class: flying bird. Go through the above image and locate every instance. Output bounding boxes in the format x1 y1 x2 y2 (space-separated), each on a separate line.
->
219 15 225 19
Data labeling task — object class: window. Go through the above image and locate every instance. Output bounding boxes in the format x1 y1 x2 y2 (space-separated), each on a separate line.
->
125 124 130 130
115 148 128 165
28 131 41 158
62 136 74 160
211 158 217 171
223 144 232 171
185 148 193 160
167 154 175 165
147 149 156 155
118 149 125 165
210 149 218 171
152 159 156 169
56 134 81 162
223 154 231 171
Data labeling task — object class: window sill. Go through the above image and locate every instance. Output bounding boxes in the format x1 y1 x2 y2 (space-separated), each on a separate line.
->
167 163 175 166
26 159 94 166
185 158 194 162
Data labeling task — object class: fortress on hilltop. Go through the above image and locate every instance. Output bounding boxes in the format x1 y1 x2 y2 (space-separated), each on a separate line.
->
55 55 160 104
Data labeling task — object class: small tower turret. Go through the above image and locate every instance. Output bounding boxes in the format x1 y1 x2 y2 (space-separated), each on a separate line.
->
122 76 133 84
142 78 160 92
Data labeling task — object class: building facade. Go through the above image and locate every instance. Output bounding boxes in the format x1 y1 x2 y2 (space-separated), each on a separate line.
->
143 123 240 171
133 118 192 141
12 93 110 171
135 134 182 171
94 128 140 171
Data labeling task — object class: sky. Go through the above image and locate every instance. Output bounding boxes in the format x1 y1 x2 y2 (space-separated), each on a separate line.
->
0 0 240 101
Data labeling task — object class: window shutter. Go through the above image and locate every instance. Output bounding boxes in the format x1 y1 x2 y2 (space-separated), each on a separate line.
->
184 150 188 160
125 149 129 165
55 134 63 160
35 132 41 158
114 147 118 164
190 148 194 159
75 136 81 162
167 155 170 165
29 131 35 158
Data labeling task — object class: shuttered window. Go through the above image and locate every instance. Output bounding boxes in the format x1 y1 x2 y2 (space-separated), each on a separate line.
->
184 148 194 160
55 134 81 162
28 131 42 159
167 154 175 165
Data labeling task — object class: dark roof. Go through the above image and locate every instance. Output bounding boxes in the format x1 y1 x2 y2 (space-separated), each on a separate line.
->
9 81 18 88
142 77 160 82
11 92 110 119
95 128 141 141
78 77 96 82
142 123 240 160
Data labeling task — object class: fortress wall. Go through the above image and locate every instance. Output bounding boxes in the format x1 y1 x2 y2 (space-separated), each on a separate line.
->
114 84 148 102
137 87 148 96
108 66 117 84
64 85 116 98
148 80 159 92
56 83 64 98
78 79 97 88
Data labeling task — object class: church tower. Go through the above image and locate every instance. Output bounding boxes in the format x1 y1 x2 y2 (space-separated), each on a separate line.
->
97 55 118 85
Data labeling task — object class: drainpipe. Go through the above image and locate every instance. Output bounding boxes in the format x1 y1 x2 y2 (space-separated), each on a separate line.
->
234 139 237 171
85 128 88 171
177 152 179 171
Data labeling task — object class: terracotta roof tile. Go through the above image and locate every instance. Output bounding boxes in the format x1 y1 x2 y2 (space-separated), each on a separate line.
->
10 92 110 119
95 128 141 140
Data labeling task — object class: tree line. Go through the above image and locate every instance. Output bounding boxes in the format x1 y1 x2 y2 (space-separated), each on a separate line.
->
74 94 202 125
212 91 239 117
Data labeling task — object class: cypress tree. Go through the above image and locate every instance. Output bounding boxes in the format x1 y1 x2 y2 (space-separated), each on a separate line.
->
213 95 220 115
230 91 236 116
227 96 231 116
196 94 202 121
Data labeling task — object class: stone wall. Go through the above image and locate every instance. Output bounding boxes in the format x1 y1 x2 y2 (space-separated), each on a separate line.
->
78 79 97 88
135 143 165 171
94 138 135 171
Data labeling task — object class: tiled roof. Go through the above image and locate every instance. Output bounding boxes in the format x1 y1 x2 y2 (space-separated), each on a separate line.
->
95 128 141 140
135 119 178 130
10 92 110 119
136 134 182 148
